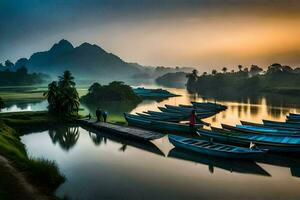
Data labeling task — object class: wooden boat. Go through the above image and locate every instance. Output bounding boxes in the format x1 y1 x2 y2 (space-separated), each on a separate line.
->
158 106 184 114
168 134 266 159
241 120 300 132
165 104 213 114
191 101 227 111
221 124 300 137
152 121 203 134
144 110 185 118
263 120 300 129
136 113 181 122
197 127 300 152
124 113 152 128
125 113 203 134
178 104 209 112
164 105 216 119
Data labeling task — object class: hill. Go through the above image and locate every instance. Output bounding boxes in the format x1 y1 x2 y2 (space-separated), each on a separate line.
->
14 39 142 81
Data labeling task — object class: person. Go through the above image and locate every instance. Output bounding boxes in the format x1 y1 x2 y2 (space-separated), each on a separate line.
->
102 111 108 122
189 109 196 134
96 108 102 122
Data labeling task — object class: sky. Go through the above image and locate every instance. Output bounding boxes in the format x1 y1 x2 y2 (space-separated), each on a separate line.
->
1 0 300 71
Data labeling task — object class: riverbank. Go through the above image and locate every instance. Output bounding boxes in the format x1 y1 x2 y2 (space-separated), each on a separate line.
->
0 111 67 199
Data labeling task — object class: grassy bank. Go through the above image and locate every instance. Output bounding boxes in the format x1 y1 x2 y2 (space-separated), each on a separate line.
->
0 111 66 199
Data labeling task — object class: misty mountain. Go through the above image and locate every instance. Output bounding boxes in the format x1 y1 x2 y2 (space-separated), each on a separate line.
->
14 39 143 80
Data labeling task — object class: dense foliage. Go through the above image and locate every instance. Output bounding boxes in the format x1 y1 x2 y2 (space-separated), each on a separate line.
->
0 66 49 86
186 63 300 95
44 70 79 117
0 97 4 111
81 81 141 103
156 72 188 88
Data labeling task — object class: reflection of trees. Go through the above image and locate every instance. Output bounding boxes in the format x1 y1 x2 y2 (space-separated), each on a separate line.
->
81 100 140 118
48 126 79 151
88 131 107 146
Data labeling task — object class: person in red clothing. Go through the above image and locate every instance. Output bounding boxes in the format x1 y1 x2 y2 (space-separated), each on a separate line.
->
189 109 196 134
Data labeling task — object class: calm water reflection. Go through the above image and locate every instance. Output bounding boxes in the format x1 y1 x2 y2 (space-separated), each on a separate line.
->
3 86 300 127
22 126 300 200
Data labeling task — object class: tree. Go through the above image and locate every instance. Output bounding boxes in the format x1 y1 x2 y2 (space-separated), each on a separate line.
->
44 71 79 117
249 65 263 76
202 72 207 76
186 69 198 91
5 60 14 68
222 67 227 74
88 82 102 94
238 65 243 71
0 97 4 111
58 70 75 88
231 70 235 73
44 81 59 113
212 69 217 75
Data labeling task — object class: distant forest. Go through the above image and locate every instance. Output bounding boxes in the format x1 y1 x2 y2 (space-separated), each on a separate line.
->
0 63 49 86
186 63 300 96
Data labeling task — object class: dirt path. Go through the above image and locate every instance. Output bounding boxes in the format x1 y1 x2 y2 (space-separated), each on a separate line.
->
0 155 52 200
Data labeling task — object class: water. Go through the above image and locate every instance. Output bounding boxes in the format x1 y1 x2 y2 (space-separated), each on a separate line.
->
22 126 300 200
9 85 300 199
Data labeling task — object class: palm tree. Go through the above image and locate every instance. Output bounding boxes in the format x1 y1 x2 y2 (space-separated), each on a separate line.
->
222 67 227 73
60 87 80 116
59 70 75 88
202 72 207 76
238 65 243 71
212 69 217 75
44 81 59 112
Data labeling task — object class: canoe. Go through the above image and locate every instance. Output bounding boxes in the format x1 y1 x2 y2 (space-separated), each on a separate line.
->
136 113 182 122
191 101 227 111
168 134 266 159
178 104 209 112
197 127 300 152
221 124 300 137
263 120 300 129
124 113 152 128
158 107 184 114
241 120 300 132
152 121 203 134
125 113 203 134
144 110 185 118
165 104 213 114
164 105 216 119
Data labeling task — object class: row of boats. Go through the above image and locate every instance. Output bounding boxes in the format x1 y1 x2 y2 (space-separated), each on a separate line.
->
125 102 300 159
125 102 226 134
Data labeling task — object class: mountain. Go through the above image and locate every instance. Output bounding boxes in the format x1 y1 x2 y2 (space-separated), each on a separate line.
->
14 39 142 80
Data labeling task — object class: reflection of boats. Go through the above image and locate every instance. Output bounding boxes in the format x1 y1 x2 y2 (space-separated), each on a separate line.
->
254 153 300 178
168 148 270 176
169 135 266 159
198 127 300 152
86 127 165 157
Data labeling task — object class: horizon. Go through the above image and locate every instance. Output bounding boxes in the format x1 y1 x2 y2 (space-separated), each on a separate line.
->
2 0 300 71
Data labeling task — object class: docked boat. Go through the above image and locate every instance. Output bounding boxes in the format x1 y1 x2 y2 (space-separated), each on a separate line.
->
164 105 216 119
158 106 184 114
144 110 185 118
168 134 266 159
191 101 227 111
125 113 204 134
263 120 300 129
136 113 182 122
197 127 300 152
241 120 300 132
221 124 300 137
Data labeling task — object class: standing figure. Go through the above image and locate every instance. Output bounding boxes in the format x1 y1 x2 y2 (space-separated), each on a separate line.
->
189 109 196 134
103 111 108 122
96 108 102 122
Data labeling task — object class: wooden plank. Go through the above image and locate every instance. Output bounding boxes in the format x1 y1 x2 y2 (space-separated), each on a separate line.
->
76 119 164 141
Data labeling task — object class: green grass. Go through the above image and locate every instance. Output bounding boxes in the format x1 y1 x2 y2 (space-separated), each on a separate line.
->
0 112 66 196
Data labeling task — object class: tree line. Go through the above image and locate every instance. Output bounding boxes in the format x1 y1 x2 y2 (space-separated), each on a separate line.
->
186 63 300 95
